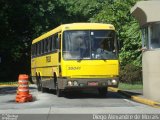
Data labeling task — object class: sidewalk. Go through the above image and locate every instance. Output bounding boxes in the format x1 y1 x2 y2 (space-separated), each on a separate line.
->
119 89 143 98
108 87 160 108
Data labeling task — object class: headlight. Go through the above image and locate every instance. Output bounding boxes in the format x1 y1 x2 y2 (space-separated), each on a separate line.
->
73 81 78 86
111 79 117 85
68 81 73 86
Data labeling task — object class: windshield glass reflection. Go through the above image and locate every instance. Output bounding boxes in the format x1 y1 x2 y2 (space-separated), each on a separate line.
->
63 30 117 60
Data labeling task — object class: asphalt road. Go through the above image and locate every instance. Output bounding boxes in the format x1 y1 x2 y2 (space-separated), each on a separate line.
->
0 85 160 120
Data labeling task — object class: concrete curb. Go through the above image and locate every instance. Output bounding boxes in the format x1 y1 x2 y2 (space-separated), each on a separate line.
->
108 87 160 108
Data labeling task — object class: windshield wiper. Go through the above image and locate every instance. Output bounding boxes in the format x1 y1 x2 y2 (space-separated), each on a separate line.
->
100 55 107 61
77 57 90 62
77 58 83 62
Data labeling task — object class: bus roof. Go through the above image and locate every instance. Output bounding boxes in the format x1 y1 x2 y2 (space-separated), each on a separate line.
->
32 23 115 44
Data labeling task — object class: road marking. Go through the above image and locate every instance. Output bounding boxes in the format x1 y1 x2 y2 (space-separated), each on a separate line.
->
123 98 141 106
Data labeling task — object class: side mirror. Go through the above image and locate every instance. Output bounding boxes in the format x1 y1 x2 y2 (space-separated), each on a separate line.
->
115 35 121 52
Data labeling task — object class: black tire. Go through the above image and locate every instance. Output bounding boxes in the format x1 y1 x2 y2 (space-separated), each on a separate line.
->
29 75 34 84
41 87 48 93
56 81 63 97
98 87 107 97
38 74 48 93
53 73 57 90
36 73 41 91
57 88 63 97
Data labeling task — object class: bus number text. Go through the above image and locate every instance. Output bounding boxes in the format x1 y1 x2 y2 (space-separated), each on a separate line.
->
68 67 81 70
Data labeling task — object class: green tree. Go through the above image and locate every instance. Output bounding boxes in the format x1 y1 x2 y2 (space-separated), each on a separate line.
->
89 0 141 67
0 0 94 81
60 0 104 22
0 0 142 82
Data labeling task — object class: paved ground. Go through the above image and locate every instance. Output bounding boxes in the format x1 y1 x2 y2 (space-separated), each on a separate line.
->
0 85 160 120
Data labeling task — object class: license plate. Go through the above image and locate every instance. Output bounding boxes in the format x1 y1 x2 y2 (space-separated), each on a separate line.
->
88 82 98 86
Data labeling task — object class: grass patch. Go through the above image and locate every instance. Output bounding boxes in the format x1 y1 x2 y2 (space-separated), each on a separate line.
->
0 81 32 85
0 82 18 85
119 83 143 90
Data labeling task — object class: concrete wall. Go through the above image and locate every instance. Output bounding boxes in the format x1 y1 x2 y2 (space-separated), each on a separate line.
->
131 1 160 26
142 50 160 101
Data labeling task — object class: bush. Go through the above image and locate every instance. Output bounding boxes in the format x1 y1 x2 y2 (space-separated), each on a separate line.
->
120 64 142 84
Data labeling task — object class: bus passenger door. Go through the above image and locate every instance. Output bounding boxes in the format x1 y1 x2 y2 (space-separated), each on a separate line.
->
57 33 62 77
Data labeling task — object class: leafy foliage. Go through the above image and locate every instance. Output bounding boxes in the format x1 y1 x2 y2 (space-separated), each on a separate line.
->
120 20 142 67
120 64 142 84
89 0 141 67
0 0 142 81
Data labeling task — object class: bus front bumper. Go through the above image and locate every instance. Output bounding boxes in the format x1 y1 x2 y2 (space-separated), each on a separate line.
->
59 78 119 89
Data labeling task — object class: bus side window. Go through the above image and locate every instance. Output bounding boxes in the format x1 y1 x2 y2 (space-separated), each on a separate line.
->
33 44 36 56
37 42 39 56
35 43 38 56
38 42 41 55
47 38 49 53
31 45 33 57
55 34 58 49
58 33 61 49
37 43 38 56
44 39 48 53
40 41 43 54
51 36 55 51
48 37 52 52
42 40 45 54
38 42 40 55
44 39 45 53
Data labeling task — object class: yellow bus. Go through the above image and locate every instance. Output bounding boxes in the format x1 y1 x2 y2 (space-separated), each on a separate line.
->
31 23 119 97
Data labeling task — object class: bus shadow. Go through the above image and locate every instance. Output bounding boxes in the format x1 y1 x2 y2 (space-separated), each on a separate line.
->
48 89 125 99
64 91 123 99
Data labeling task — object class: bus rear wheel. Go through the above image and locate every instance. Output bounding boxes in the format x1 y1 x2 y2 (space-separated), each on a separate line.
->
56 81 63 97
41 87 48 93
56 88 63 97
36 74 41 91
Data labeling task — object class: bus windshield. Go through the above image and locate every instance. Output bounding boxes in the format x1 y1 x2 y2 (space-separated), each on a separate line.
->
63 30 117 60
